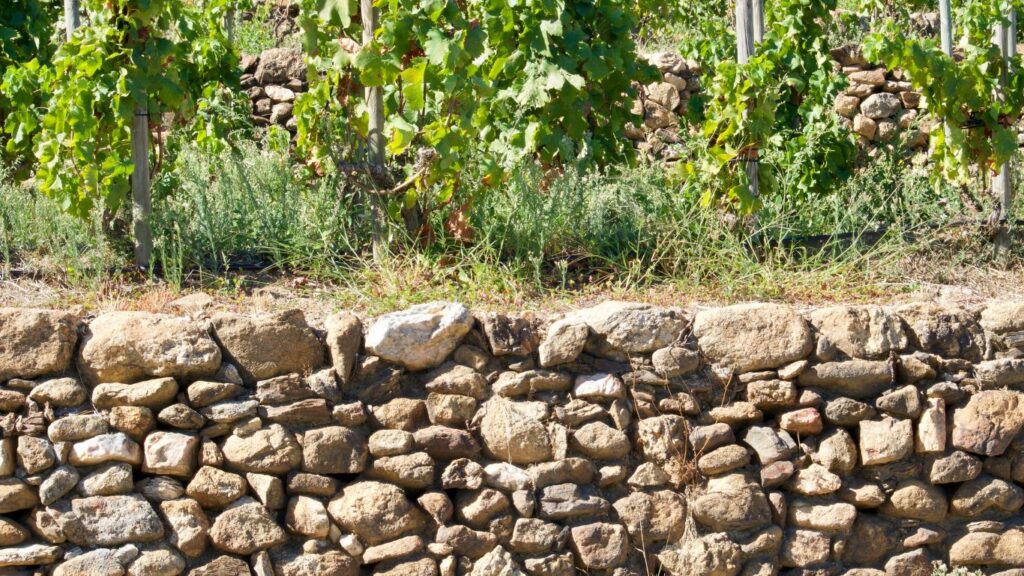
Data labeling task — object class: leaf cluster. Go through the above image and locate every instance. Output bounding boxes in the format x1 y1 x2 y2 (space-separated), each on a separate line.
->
1 0 240 217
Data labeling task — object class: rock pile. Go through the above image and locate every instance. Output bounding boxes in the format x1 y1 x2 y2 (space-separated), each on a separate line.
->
3 299 1024 575
830 44 930 152
626 53 703 163
241 47 307 132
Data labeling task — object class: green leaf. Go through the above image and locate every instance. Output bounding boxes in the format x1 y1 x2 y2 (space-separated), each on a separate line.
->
400 60 427 110
318 0 353 27
387 116 417 155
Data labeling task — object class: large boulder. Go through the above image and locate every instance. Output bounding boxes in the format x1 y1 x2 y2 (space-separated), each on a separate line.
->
693 304 812 372
327 481 426 545
78 312 220 384
952 390 1024 456
565 301 688 355
0 308 78 381
479 398 552 464
805 305 908 359
212 310 324 383
364 302 474 371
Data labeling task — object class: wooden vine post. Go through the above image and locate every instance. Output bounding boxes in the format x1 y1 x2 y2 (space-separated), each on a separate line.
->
63 0 80 39
129 0 153 269
131 103 153 268
362 0 387 260
736 0 760 204
993 8 1016 252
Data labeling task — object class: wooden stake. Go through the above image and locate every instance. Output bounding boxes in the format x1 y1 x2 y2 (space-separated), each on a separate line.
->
993 11 1015 252
131 104 152 269
752 0 765 44
63 0 80 39
362 0 387 260
938 0 952 57
736 0 759 211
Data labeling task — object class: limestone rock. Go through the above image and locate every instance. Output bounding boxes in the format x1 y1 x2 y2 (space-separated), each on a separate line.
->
48 413 109 442
143 431 199 477
691 473 772 531
0 308 79 381
423 363 487 398
60 495 164 546
897 302 984 361
222 424 302 474
479 397 552 464
369 452 435 489
860 93 901 119
565 301 687 356
212 310 324 383
571 421 630 459
612 490 686 544
79 312 220 384
806 305 908 359
859 418 913 465
29 376 87 407
302 426 367 474
471 545 523 576
364 302 474 371
797 360 892 398
786 464 842 496
209 499 288 554
328 481 426 545
186 466 246 508
813 428 857 475
569 522 629 570
538 319 589 367
255 47 305 84
285 495 330 538
657 533 743 576
325 311 362 383
780 529 830 568
160 498 209 558
0 543 63 568
950 476 1024 517
693 304 812 372
880 479 948 522
952 390 1024 456
788 499 857 533
70 433 142 466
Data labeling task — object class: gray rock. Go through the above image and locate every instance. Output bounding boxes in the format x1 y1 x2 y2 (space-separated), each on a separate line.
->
364 302 474 370
58 495 164 546
860 92 901 119
568 301 688 355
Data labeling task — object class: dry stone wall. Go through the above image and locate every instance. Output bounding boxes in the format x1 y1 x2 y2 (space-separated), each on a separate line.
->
3 300 1024 575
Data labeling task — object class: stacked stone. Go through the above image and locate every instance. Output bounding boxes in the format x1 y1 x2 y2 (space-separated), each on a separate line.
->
241 47 307 132
626 52 703 163
830 44 929 152
2 300 1024 575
